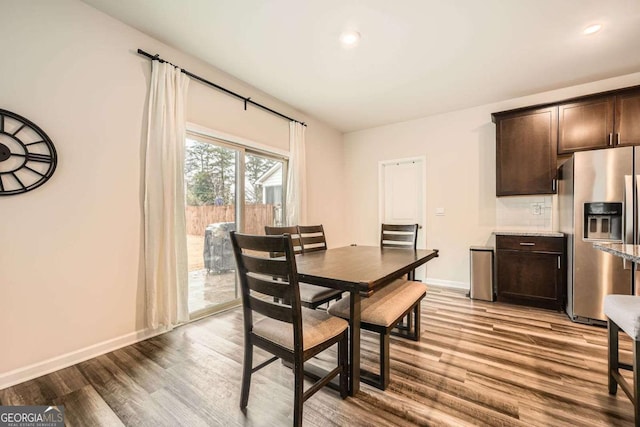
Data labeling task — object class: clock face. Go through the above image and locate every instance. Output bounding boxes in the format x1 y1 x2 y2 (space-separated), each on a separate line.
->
0 109 57 196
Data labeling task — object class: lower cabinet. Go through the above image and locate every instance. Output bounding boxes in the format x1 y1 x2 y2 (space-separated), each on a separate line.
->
496 235 566 311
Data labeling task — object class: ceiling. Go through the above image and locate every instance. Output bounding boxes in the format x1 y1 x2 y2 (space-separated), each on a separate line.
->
82 0 640 132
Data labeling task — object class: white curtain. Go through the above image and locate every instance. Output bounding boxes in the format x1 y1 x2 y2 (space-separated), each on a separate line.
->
144 61 190 330
286 121 307 226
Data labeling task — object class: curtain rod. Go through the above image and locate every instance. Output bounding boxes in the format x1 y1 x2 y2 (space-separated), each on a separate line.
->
137 49 306 127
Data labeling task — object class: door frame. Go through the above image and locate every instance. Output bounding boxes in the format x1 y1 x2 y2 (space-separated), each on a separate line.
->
378 156 427 250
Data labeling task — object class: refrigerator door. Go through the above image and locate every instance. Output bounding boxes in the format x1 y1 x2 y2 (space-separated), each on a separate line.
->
558 157 575 317
572 147 633 322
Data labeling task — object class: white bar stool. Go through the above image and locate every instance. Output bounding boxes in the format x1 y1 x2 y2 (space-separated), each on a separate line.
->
604 294 640 426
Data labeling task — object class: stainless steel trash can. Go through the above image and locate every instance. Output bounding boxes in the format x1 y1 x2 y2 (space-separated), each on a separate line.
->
470 246 494 301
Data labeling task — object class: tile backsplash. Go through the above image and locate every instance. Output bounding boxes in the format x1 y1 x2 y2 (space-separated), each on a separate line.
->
496 195 553 230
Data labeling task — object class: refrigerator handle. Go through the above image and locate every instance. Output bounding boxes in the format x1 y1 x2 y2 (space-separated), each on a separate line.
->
624 174 633 270
636 174 640 272
626 175 640 245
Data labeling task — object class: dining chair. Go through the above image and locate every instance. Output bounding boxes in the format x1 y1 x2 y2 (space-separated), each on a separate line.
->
381 223 420 334
380 223 419 277
264 225 303 256
298 224 328 253
230 232 348 427
328 278 426 390
266 225 343 309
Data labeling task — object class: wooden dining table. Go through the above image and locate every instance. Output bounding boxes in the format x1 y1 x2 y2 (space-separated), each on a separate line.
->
295 245 439 395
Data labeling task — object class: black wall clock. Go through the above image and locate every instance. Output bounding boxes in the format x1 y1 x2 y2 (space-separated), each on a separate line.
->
0 109 57 196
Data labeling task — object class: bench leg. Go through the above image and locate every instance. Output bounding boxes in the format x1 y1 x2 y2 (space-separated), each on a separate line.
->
380 332 390 390
608 318 619 395
413 302 421 341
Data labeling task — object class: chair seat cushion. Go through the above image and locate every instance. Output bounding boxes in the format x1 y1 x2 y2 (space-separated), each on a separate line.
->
328 279 427 327
299 283 343 304
604 294 640 339
253 308 348 351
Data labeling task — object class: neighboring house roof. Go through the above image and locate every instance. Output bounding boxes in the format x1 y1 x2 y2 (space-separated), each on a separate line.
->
255 163 282 187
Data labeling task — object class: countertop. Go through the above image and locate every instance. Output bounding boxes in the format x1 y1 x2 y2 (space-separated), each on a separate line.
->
593 243 640 263
493 230 564 238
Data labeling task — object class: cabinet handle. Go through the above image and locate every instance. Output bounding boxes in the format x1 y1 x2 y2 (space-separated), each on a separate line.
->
552 179 556 192
557 255 561 269
617 133 621 146
519 242 535 246
609 133 613 146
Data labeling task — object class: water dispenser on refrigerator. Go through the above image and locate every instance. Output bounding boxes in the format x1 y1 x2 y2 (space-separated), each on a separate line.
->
583 202 623 242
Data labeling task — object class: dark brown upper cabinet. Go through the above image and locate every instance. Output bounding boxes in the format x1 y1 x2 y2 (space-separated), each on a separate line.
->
616 88 640 147
494 106 558 196
558 88 640 153
558 96 614 153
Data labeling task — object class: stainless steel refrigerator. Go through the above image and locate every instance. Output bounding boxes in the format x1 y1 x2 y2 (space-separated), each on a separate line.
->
559 147 637 324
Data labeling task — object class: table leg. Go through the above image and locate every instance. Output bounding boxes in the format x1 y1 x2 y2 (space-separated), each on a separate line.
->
349 289 361 396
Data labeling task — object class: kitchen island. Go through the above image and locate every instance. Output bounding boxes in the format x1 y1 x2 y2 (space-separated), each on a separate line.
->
594 242 640 263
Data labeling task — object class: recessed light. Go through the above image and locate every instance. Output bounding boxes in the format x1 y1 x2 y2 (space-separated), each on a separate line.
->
583 24 602 35
339 31 361 47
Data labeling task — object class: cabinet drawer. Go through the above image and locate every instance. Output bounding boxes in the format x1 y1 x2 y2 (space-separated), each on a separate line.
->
496 235 563 252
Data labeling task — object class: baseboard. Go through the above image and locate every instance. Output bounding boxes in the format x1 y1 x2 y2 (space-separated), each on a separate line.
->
425 277 469 290
0 327 167 390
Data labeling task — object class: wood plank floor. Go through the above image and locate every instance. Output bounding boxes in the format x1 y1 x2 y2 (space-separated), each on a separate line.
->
1 286 635 426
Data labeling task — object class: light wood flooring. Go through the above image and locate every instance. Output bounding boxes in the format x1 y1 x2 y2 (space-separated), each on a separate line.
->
1 286 635 426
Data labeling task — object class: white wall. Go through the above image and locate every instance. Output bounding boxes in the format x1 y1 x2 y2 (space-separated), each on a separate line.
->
344 72 640 288
0 0 345 384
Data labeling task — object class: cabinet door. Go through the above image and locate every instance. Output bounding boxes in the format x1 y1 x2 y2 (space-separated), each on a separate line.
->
558 96 614 153
495 106 557 196
497 250 562 310
615 89 640 147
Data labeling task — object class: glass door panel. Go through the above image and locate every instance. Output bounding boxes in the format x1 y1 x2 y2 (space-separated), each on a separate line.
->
244 152 285 234
185 138 239 316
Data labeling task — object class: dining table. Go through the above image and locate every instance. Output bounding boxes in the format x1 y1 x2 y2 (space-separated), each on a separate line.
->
295 245 439 396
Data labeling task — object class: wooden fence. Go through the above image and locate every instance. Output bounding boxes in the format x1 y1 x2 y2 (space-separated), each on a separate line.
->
186 204 276 236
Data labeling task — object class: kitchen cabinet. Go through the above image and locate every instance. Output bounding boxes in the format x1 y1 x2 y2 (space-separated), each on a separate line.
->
558 88 640 154
616 88 640 147
496 235 565 311
494 106 558 196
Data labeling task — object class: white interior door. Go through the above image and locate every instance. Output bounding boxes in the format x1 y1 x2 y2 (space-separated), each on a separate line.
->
379 157 427 280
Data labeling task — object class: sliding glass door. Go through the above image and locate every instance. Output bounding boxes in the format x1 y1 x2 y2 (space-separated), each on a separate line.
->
184 134 286 318
244 152 285 233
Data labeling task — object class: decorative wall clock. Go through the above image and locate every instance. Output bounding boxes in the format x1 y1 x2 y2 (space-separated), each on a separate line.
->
0 109 57 196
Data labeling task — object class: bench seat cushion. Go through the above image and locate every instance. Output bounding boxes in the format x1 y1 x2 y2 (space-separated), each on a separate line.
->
328 279 426 327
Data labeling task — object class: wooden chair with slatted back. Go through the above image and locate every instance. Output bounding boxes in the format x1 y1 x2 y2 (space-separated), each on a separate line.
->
266 225 343 309
230 232 348 427
298 224 328 253
264 225 303 256
380 223 420 338
380 224 419 271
